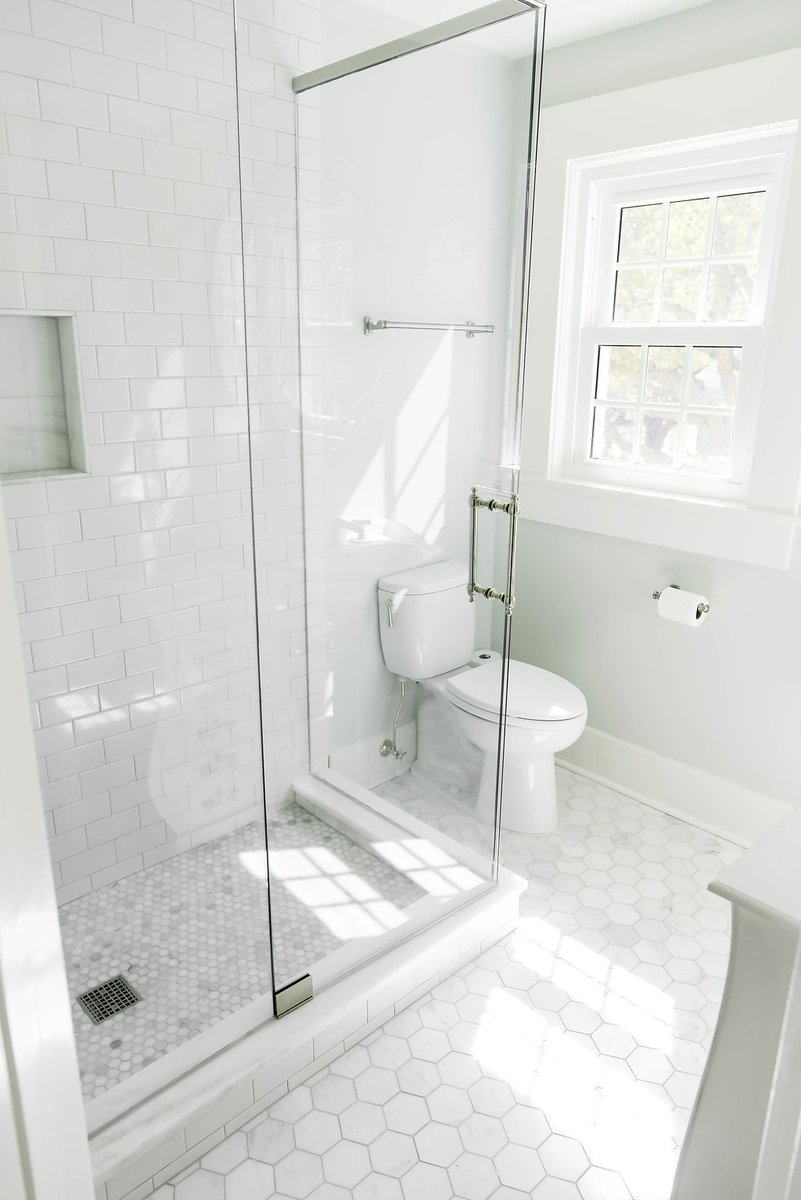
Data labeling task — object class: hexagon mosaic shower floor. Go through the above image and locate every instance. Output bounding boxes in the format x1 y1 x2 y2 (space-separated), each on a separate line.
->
156 765 740 1200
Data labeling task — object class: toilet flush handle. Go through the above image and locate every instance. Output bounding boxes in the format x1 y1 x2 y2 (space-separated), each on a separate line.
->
385 588 408 629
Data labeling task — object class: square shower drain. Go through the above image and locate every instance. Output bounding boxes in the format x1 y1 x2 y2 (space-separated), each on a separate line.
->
76 975 141 1024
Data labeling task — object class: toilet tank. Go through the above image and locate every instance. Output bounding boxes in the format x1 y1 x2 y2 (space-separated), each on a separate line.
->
377 560 476 681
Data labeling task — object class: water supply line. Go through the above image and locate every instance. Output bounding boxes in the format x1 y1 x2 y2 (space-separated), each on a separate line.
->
379 678 407 760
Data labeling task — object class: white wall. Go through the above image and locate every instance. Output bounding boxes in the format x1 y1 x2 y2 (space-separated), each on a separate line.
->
515 32 801 809
0 0 320 901
306 0 531 767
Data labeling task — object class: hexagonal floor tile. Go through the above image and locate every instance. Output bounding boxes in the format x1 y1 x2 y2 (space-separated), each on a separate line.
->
295 1111 342 1154
175 1171 224 1200
383 1093 430 1135
428 1085 474 1126
458 1112 508 1158
539 1135 589 1182
340 1100 387 1145
369 1130 418 1177
322 1140 372 1189
495 1144 545 1191
468 1079 515 1118
247 1117 295 1165
416 1121 464 1167
401 1161 453 1200
448 1151 500 1200
274 1149 325 1199
356 1067 401 1105
223 1159 275 1200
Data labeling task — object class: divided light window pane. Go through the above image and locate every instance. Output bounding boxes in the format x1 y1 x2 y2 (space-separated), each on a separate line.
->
591 344 742 476
593 188 765 480
612 190 766 324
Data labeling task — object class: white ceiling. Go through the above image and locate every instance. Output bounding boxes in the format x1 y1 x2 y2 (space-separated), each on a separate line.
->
358 0 714 51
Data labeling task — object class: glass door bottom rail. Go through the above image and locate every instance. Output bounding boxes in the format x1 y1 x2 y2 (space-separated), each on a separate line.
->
60 804 426 1102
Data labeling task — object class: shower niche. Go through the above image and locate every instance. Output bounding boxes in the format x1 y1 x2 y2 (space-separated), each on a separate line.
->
0 312 87 481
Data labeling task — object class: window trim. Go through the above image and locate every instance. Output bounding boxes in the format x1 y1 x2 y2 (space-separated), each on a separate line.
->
553 132 793 502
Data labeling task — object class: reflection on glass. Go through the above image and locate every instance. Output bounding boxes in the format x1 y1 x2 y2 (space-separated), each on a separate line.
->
706 262 755 321
690 347 741 407
666 198 709 259
660 265 703 321
640 410 679 467
644 346 685 404
596 345 642 402
713 191 766 257
683 412 734 473
591 406 636 462
614 268 658 321
618 204 662 262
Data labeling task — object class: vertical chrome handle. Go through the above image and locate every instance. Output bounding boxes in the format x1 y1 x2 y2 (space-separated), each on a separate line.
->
467 487 519 616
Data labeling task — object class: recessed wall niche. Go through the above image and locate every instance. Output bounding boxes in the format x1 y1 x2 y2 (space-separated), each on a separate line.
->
0 313 87 481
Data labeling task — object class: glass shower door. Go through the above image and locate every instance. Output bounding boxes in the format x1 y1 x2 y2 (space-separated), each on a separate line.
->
267 0 543 1005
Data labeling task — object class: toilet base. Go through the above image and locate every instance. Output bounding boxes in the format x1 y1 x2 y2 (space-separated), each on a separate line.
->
477 749 558 835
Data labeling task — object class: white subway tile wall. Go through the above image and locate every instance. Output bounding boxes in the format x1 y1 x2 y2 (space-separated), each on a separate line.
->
0 0 321 904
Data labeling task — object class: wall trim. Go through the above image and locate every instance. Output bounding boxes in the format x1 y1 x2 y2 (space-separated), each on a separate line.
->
558 724 792 848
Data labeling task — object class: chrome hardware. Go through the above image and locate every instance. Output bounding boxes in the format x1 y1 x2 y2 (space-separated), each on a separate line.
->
379 680 407 760
652 584 710 615
364 317 494 338
386 597 395 629
275 973 313 1017
468 487 519 616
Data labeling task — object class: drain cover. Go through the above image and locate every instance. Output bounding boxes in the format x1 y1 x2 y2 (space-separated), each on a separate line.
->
76 975 141 1024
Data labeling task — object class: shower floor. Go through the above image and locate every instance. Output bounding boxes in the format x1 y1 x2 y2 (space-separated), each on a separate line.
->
60 803 426 1101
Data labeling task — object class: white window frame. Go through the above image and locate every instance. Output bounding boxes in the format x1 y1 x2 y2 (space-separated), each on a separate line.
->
553 126 794 504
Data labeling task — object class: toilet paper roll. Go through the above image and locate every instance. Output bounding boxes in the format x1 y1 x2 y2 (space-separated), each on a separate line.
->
657 586 709 627
469 649 501 667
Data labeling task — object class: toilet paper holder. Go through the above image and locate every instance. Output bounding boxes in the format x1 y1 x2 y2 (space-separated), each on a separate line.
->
652 584 710 615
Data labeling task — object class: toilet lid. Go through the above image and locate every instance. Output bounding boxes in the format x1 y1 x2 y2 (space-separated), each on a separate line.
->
445 660 587 722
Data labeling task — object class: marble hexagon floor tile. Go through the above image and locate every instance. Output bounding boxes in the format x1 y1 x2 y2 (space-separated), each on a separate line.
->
60 804 426 1100
157 766 740 1200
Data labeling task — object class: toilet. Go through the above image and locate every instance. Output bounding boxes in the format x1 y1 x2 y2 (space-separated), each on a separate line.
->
377 560 587 834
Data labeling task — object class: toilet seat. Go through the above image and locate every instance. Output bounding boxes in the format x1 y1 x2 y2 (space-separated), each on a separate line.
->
445 659 587 727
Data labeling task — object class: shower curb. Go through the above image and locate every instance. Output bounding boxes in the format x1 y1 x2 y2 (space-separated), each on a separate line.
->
91 867 525 1200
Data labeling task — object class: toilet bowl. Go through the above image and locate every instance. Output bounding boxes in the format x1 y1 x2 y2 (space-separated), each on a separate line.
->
377 559 588 833
445 659 587 834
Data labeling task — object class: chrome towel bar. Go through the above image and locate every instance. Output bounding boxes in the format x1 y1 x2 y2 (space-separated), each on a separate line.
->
363 317 494 338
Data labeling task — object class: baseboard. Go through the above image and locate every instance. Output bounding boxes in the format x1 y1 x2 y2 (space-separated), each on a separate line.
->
558 725 792 848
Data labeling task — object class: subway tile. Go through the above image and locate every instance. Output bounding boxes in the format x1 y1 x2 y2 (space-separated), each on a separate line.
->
119 241 180 279
101 15 166 68
86 202 149 244
138 63 197 113
109 95 171 142
97 346 158 377
142 139 202 185
166 32 224 83
78 127 143 173
60 596 121 634
114 170 175 213
53 793 110 834
16 195 85 238
93 617 150 654
24 571 88 611
26 664 68 701
81 503 140 539
31 629 93 669
0 69 40 118
0 31 72 84
70 46 138 98
24 270 93 309
30 0 103 50
59 841 116 885
53 538 116 574
67 651 125 690
16 511 82 548
0 156 48 198
54 237 120 276
9 546 55 582
74 705 131 745
86 562 146 600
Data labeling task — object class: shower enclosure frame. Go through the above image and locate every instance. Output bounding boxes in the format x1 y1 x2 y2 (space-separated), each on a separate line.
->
282 0 547 1005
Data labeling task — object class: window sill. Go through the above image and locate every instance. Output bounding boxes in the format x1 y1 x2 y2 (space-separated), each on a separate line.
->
518 472 796 569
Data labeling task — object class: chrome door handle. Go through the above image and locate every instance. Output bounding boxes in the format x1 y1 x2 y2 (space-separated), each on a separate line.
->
467 486 519 616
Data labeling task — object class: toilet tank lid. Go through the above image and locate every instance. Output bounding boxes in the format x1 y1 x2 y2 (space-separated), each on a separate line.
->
446 660 587 721
378 560 467 595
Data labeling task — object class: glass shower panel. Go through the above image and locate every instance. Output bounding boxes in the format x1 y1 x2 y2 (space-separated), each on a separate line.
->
284 6 542 999
0 0 275 1109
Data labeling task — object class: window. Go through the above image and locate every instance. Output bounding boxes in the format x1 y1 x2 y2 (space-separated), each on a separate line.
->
553 125 794 502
